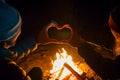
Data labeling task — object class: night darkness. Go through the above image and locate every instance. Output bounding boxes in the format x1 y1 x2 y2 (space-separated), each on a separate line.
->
6 0 120 49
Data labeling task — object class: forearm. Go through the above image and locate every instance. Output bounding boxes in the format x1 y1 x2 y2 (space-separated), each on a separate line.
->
0 59 31 80
77 41 120 79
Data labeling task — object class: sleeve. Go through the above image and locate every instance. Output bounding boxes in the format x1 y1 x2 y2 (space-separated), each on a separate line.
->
0 59 31 80
9 37 38 60
78 41 120 80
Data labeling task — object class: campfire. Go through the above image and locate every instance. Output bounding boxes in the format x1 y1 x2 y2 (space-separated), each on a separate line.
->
49 48 83 80
17 42 102 80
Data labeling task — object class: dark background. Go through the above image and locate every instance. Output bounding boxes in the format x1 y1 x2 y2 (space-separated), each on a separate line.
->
5 0 120 49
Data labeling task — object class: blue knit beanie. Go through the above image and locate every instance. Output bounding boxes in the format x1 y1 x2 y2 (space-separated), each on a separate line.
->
0 0 5 2
0 1 22 42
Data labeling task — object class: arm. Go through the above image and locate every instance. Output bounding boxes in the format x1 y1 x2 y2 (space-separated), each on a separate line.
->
77 41 120 79
9 37 38 60
0 57 31 80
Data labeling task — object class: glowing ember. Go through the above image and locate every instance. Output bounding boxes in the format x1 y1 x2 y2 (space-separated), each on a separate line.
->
50 48 83 80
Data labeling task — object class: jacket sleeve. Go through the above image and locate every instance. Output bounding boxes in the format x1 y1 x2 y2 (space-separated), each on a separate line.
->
9 37 38 60
77 41 120 80
0 59 31 80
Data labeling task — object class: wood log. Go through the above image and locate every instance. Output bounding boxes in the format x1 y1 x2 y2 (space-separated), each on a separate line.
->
64 63 82 80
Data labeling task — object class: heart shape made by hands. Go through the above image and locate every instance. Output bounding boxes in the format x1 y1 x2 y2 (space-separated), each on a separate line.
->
47 23 73 41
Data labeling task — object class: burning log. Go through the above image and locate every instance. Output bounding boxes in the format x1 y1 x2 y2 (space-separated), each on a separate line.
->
64 63 86 80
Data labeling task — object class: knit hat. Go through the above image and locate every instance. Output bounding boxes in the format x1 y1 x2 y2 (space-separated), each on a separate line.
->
0 0 5 3
0 2 22 42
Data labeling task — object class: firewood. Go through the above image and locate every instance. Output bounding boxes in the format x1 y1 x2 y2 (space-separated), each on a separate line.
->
64 63 82 80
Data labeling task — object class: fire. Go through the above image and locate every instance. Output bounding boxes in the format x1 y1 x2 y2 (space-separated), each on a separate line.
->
50 48 83 80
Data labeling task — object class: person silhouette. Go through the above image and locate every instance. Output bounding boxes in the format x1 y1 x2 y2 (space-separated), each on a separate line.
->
0 0 38 79
77 5 120 80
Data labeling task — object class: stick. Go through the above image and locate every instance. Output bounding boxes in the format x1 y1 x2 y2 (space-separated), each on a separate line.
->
64 63 82 80
57 67 64 79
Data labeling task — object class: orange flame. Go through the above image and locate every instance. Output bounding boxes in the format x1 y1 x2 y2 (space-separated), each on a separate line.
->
50 48 83 80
